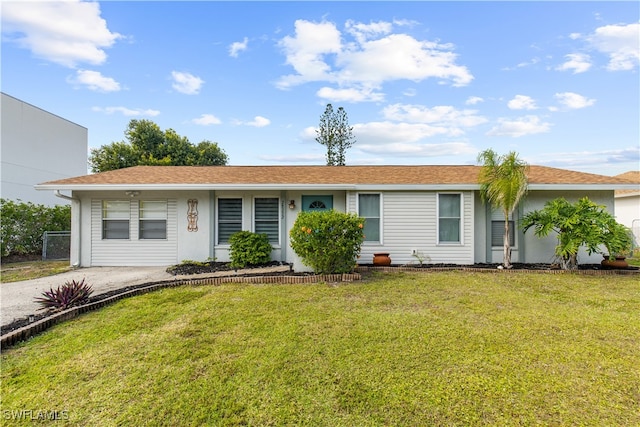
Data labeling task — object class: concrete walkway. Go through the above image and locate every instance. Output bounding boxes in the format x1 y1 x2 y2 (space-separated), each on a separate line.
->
1 264 293 327
1 267 174 326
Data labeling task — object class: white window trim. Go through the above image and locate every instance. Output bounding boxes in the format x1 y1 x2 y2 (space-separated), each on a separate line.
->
437 192 463 245
139 200 168 240
357 192 383 245
102 200 131 240
216 197 244 246
252 196 281 247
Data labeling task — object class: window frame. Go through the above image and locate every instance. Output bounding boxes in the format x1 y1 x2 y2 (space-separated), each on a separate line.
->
357 193 382 245
217 197 243 245
139 200 168 240
437 193 463 245
254 197 280 245
102 200 130 240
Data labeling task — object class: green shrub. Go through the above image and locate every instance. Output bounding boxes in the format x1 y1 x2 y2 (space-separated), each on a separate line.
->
228 231 273 269
34 279 93 311
1 199 71 257
289 210 365 274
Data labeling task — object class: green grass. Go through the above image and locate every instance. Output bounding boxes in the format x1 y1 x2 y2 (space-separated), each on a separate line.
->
2 272 639 426
0 260 71 283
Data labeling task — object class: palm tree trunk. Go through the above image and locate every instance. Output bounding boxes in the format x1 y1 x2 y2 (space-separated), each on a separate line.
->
503 217 512 268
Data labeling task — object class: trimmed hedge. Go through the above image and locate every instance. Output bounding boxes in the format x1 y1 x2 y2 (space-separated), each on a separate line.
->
1 199 71 258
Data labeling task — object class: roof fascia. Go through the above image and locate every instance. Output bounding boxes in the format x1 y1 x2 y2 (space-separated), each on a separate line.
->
35 184 358 191
528 184 637 191
35 183 636 192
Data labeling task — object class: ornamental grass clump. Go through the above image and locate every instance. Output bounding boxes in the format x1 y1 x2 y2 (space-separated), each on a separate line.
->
289 210 365 274
34 278 93 311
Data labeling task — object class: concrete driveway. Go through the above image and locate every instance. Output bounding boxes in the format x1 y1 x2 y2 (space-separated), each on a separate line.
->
1 266 174 326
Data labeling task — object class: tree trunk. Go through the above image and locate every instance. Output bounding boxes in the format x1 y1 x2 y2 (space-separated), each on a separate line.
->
503 218 512 268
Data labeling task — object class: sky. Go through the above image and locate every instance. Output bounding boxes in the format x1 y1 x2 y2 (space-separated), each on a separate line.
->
2 1 639 176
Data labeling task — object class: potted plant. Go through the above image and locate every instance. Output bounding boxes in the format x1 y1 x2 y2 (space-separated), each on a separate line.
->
601 221 632 269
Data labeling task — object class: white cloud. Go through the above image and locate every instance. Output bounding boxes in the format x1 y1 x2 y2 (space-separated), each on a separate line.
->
586 22 640 71
171 71 204 95
1 0 122 68
357 141 475 158
191 114 222 125
92 106 160 117
259 153 325 163
554 92 596 110
345 19 393 44
232 116 271 127
276 19 473 94
317 86 385 103
556 53 592 74
507 95 538 110
529 146 640 168
465 96 484 105
68 69 120 92
277 20 342 87
247 116 271 127
486 115 551 137
382 104 487 130
229 37 248 58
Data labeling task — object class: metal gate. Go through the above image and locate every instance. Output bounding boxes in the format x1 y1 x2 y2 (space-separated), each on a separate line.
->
42 231 71 260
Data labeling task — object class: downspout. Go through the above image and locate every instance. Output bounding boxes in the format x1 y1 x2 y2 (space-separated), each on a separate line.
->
54 190 81 267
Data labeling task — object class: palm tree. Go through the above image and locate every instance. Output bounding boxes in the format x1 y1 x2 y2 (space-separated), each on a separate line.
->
477 149 529 268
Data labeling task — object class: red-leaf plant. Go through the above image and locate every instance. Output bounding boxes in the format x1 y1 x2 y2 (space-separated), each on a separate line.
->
34 278 93 311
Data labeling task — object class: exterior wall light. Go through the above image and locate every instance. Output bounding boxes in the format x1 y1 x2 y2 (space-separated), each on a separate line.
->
289 200 296 210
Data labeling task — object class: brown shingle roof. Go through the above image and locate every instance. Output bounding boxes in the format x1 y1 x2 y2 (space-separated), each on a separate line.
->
615 171 640 196
37 165 634 188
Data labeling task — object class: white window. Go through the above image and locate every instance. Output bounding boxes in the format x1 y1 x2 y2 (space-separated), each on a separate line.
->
254 198 279 244
218 198 242 244
139 201 167 239
438 193 461 244
359 193 381 243
102 200 130 239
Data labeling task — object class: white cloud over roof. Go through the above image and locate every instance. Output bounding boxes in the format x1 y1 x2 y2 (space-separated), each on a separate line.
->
68 69 121 92
556 53 592 74
554 92 596 110
276 19 473 100
1 0 121 68
508 95 538 110
92 106 160 117
487 115 551 138
587 22 640 71
171 71 204 95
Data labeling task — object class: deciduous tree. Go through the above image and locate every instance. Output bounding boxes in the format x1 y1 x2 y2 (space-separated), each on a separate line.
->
89 119 228 173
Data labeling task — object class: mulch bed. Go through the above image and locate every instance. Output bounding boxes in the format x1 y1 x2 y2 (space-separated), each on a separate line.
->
166 260 294 276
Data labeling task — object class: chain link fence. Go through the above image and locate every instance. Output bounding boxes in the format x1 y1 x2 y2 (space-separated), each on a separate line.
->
42 231 71 261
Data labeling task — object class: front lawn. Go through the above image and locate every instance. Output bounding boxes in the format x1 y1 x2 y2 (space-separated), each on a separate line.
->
0 260 71 283
2 272 639 426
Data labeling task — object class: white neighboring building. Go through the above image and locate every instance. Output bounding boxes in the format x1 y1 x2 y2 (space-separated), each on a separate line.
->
615 171 640 248
1 92 88 206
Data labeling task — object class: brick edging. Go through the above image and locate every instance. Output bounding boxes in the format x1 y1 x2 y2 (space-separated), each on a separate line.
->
0 273 361 350
355 266 639 275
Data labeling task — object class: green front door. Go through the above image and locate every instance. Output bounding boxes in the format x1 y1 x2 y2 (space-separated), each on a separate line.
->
301 195 333 212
